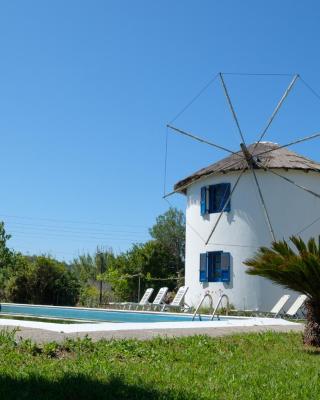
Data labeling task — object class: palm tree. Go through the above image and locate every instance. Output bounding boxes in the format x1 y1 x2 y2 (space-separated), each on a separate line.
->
244 236 320 347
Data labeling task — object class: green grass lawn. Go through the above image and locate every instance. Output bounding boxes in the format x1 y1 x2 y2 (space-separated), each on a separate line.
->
0 329 319 399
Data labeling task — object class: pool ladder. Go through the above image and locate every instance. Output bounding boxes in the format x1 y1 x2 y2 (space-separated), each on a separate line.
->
192 292 230 321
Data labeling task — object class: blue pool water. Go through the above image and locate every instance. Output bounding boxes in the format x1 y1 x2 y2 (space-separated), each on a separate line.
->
0 303 217 323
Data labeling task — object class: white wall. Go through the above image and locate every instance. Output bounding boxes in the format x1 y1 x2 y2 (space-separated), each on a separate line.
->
184 169 320 311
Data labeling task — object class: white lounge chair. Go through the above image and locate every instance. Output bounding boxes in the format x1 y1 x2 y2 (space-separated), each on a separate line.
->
285 294 307 319
148 287 168 310
269 294 291 317
230 294 290 317
122 288 154 310
161 286 190 312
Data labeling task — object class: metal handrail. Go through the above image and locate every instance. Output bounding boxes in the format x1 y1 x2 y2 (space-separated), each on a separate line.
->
192 291 214 321
211 294 230 320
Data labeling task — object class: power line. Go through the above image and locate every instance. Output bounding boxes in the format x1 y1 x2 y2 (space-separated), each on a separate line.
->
0 213 148 229
10 230 146 243
4 221 147 236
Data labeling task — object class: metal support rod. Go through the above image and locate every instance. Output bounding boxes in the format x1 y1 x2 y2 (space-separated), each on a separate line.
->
254 74 299 148
251 168 276 241
206 168 246 245
219 73 246 144
166 124 241 157
256 131 320 157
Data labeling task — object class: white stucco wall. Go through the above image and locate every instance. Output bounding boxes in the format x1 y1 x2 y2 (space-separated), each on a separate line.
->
184 169 320 311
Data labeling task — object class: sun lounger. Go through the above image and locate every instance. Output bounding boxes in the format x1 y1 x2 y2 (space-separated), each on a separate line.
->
269 294 291 317
230 294 290 317
161 286 190 312
285 294 307 318
122 288 154 310
148 287 168 310
254 294 291 317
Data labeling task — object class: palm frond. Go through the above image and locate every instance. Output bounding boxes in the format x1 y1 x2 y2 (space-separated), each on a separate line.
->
244 235 320 301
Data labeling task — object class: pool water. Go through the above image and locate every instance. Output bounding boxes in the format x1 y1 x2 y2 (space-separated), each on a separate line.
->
0 303 227 323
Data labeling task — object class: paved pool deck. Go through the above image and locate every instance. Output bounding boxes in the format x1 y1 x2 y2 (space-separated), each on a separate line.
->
2 323 304 343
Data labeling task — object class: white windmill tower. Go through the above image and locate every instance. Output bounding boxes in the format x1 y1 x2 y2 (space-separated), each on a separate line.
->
164 73 320 311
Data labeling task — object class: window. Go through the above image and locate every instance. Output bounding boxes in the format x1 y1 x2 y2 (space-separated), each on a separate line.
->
200 183 231 216
199 251 231 283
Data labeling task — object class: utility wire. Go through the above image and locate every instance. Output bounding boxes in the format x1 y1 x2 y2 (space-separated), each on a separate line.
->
4 221 147 236
10 231 146 243
0 213 148 229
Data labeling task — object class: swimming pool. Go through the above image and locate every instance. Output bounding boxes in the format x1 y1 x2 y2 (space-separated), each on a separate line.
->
0 303 219 323
0 303 300 335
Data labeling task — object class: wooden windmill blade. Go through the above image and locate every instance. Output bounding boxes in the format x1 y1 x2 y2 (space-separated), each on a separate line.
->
166 124 241 157
250 167 276 241
219 73 246 145
253 74 299 152
217 74 278 242
255 160 320 200
256 131 320 157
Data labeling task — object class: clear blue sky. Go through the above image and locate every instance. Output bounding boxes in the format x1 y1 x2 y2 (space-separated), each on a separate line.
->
1 0 320 260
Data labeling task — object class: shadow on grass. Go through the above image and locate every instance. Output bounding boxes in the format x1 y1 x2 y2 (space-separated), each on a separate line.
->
0 374 196 400
303 346 320 355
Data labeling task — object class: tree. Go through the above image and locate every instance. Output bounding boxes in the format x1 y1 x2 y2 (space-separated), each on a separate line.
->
149 207 185 280
102 241 178 302
71 248 113 306
244 236 320 347
72 253 98 283
0 222 18 298
6 255 80 306
0 221 12 269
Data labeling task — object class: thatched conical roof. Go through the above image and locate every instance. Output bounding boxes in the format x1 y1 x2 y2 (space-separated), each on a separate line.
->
174 142 320 194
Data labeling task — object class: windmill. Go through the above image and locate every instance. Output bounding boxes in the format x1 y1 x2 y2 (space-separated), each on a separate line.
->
163 72 320 310
164 72 320 246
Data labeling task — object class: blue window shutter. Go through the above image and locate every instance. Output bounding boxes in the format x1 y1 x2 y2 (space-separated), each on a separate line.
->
200 187 207 216
221 252 231 282
199 253 208 282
